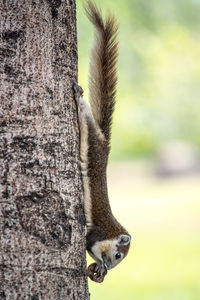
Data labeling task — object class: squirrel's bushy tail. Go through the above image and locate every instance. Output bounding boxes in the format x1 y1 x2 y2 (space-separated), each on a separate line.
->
85 0 118 142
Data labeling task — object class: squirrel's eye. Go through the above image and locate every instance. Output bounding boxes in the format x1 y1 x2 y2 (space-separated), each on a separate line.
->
115 252 121 260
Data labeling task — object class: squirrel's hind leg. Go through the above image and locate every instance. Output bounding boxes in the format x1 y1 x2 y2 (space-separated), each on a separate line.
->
73 82 89 173
73 82 93 230
73 82 90 117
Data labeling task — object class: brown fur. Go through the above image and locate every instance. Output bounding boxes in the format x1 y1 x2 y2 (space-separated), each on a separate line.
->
117 243 131 258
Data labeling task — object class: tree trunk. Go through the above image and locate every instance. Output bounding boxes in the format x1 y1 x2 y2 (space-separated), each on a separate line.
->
0 0 89 299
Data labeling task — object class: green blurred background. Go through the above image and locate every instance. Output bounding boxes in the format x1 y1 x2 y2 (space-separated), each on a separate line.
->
76 0 200 299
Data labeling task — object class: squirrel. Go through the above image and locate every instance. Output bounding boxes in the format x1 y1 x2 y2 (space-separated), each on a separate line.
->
73 0 131 283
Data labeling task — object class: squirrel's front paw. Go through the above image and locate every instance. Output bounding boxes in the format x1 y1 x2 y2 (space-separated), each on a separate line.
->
73 82 84 101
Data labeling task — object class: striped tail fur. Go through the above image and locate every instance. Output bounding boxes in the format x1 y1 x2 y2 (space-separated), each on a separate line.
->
84 0 119 142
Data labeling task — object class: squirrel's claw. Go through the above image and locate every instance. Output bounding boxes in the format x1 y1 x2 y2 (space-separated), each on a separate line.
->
73 82 83 101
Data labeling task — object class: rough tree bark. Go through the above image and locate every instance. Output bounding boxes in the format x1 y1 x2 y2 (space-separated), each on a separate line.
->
0 0 89 299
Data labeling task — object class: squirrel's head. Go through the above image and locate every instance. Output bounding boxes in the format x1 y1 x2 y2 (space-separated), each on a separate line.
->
89 234 131 271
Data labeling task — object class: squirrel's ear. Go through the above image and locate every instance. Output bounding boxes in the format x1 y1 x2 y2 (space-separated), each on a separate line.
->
117 234 131 246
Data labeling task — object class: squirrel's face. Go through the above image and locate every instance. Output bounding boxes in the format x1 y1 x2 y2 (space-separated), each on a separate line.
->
90 234 131 271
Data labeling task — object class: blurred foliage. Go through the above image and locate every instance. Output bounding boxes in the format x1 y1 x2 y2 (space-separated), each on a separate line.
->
76 0 200 159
